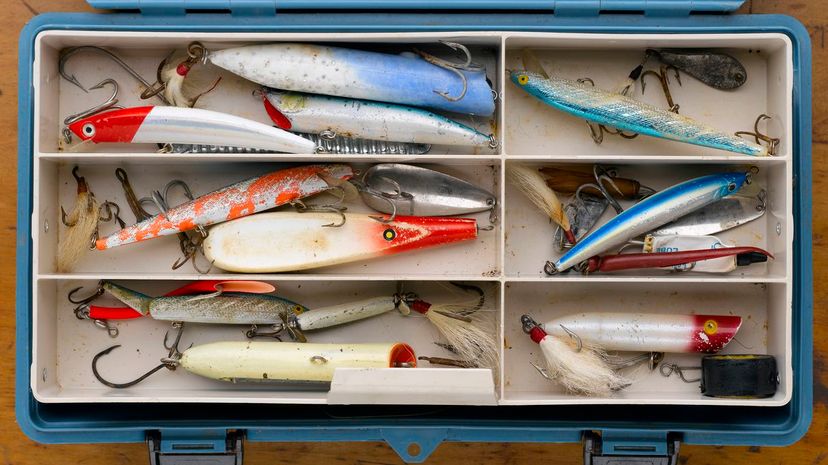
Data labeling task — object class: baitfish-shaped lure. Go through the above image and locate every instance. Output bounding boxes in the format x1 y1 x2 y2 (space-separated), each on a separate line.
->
207 43 495 116
203 212 479 273
68 106 317 153
548 172 750 273
647 49 747 90
540 312 742 354
263 89 497 148
96 164 354 250
510 71 767 156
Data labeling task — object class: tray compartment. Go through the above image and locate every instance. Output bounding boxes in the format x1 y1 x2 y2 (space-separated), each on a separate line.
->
502 34 792 159
500 280 790 406
33 278 501 403
504 160 791 279
38 158 501 277
35 32 503 157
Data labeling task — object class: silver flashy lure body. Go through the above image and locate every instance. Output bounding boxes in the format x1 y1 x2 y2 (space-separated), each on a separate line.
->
510 71 767 156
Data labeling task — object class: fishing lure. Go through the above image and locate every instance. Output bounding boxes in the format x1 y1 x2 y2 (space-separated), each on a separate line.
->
554 192 608 250
96 164 354 250
547 172 750 274
205 42 495 116
539 166 652 200
263 90 497 148
643 235 770 273
539 313 743 354
507 163 575 244
164 134 432 155
581 246 771 274
661 354 778 398
58 167 101 272
67 106 317 154
358 164 498 220
646 49 747 90
92 338 416 388
141 42 219 108
652 191 766 236
202 212 479 273
510 71 768 156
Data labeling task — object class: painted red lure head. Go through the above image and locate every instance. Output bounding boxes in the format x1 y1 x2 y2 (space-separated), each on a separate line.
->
691 314 742 353
68 106 153 143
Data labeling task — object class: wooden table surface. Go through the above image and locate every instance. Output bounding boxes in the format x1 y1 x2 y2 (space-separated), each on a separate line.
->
1 1 824 463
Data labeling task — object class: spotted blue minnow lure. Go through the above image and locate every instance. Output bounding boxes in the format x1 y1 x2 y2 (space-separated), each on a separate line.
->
546 171 751 274
510 71 767 156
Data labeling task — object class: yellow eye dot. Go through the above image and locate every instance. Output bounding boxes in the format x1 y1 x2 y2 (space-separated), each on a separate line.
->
517 74 529 85
383 229 396 241
703 320 718 335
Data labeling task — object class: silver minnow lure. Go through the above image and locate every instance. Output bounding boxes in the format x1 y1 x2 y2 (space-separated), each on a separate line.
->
359 164 497 217
548 172 750 273
510 71 767 156
102 281 307 324
264 89 497 148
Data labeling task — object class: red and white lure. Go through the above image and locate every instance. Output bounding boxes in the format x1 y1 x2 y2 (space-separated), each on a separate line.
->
96 164 354 250
67 106 317 153
203 212 479 273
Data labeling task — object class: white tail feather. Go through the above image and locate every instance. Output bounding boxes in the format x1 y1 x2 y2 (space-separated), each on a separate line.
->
507 163 570 230
425 303 499 372
539 336 630 396
57 192 99 272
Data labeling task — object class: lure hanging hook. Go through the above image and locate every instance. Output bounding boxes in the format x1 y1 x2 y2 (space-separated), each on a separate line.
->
640 65 682 113
576 78 639 143
59 46 168 104
415 41 481 102
92 323 186 389
735 114 780 156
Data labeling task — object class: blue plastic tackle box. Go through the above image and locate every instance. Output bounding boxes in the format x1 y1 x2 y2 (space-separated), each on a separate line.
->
16 0 813 463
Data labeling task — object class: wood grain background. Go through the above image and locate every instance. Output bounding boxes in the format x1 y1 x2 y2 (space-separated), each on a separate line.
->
1 1 824 463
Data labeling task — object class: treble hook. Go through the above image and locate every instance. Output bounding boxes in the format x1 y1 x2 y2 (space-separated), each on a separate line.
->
99 201 126 229
641 65 682 113
735 114 780 156
415 41 482 102
59 46 168 104
62 79 125 144
291 199 347 228
69 282 119 338
576 78 639 143
92 323 186 389
593 165 625 214
558 324 583 352
115 168 153 222
67 282 105 306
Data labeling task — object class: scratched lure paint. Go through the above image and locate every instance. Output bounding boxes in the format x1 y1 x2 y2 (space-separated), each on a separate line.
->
96 164 354 250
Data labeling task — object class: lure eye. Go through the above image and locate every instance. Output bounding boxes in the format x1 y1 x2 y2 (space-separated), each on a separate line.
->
383 228 396 241
81 123 96 139
727 182 737 192
517 74 529 85
703 319 719 335
291 305 305 315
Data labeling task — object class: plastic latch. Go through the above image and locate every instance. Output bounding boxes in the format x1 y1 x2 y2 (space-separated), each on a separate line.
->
583 431 681 465
147 430 244 465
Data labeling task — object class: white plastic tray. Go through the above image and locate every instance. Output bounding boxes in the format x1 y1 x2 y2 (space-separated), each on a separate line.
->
30 31 794 407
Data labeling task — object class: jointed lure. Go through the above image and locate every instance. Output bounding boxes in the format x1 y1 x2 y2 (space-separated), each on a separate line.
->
96 164 354 250
547 172 750 274
539 313 742 354
203 212 479 273
263 90 497 148
510 71 768 156
93 338 416 388
67 106 317 153
205 43 495 116
358 164 498 220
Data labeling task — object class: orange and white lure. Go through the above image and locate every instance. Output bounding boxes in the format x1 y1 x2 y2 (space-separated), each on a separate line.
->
203 212 479 272
96 164 354 250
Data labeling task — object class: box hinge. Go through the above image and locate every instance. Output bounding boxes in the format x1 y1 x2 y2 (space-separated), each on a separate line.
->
147 429 244 465
583 431 681 465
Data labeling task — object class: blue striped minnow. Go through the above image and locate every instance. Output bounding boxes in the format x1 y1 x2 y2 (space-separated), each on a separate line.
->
546 171 750 274
510 71 767 156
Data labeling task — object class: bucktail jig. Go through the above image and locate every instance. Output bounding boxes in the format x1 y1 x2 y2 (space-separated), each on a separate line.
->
141 42 220 108
92 334 416 388
262 89 497 148
95 164 354 250
507 163 575 244
510 70 769 156
202 42 495 116
203 212 480 273
546 171 751 274
66 105 317 154
357 164 498 223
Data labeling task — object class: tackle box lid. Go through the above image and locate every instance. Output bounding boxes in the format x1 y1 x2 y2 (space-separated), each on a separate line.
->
17 3 811 464
86 0 746 16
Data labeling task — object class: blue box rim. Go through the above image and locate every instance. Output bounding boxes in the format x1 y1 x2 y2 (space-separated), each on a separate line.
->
15 11 813 461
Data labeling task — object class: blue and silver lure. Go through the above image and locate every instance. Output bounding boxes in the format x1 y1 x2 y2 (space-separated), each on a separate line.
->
546 171 751 274
510 71 768 156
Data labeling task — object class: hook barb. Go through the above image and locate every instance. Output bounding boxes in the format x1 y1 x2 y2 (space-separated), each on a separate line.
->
92 345 170 389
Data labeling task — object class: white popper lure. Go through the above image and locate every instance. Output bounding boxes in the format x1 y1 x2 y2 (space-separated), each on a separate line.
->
92 341 416 388
263 89 497 148
67 106 317 153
